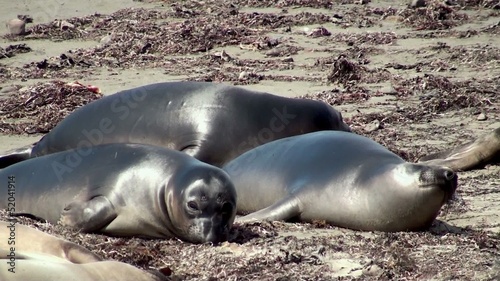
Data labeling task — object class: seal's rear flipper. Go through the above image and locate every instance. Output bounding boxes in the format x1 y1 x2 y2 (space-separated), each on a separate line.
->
0 143 35 168
60 196 117 232
419 127 500 171
236 195 302 223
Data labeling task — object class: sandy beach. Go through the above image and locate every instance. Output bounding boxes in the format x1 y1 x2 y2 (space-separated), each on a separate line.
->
1 0 499 280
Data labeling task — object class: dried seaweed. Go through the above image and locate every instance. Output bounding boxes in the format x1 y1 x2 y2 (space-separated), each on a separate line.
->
398 0 469 30
0 80 102 134
320 31 399 46
2 210 498 280
0 44 31 59
0 1 499 279
299 88 371 105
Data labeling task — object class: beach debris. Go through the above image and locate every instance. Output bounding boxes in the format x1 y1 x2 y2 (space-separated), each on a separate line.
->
5 15 33 35
307 26 331 37
477 113 487 121
0 80 102 134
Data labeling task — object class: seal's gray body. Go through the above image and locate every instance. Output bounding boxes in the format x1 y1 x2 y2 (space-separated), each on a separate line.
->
0 144 237 243
0 82 350 168
223 131 457 232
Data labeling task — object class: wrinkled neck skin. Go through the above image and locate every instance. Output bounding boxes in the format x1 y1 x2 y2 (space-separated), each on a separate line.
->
162 182 186 240
153 181 182 240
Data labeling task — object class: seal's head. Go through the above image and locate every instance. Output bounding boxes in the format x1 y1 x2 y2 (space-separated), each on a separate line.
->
415 164 458 202
166 166 237 243
316 102 352 132
363 162 458 232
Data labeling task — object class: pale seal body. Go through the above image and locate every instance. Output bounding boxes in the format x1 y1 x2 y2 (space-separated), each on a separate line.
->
419 126 500 171
0 221 101 263
223 131 457 231
0 81 350 168
0 222 167 281
0 144 237 243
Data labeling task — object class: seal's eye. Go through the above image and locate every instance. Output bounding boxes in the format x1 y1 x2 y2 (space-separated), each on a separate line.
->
187 201 199 211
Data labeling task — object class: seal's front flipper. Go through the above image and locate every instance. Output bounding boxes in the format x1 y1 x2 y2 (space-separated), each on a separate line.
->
0 143 35 169
60 196 117 232
419 127 500 171
236 195 302 223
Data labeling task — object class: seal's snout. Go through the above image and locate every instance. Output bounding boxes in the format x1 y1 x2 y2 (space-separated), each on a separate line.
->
437 167 458 201
418 165 458 195
443 169 455 181
197 218 228 244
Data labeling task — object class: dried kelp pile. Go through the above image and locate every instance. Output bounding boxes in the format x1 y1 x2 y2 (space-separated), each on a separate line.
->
2 6 334 74
0 80 102 134
455 0 500 8
394 75 498 114
303 69 498 162
300 89 371 106
1 0 496 82
2 209 499 280
0 0 499 280
398 0 470 30
232 0 353 8
325 56 392 85
320 31 399 46
0 44 31 59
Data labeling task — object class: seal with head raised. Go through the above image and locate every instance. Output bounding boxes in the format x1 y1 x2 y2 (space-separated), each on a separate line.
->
0 81 350 168
0 143 237 243
223 131 457 231
0 221 168 281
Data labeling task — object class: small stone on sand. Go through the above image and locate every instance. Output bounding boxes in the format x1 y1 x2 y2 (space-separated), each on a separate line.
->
6 19 26 35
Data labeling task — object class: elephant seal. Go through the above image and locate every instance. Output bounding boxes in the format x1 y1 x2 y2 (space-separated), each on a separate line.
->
419 126 500 171
0 221 168 281
0 220 101 263
223 131 458 232
0 81 350 168
0 143 237 243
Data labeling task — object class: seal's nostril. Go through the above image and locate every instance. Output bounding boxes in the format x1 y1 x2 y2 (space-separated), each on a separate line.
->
444 170 455 181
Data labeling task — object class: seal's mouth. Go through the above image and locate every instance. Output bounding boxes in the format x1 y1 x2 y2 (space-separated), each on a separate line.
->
187 219 230 244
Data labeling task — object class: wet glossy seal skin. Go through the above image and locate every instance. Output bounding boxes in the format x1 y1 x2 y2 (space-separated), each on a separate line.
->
0 144 237 244
223 131 458 232
419 126 500 171
0 81 351 168
0 221 168 281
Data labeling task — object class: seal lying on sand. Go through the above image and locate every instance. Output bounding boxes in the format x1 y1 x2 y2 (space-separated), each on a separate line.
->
223 131 457 232
0 221 168 281
0 81 350 168
0 144 237 243
0 221 101 263
419 126 500 171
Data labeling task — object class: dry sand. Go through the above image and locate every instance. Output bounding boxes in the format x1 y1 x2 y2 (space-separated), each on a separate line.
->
0 0 499 280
